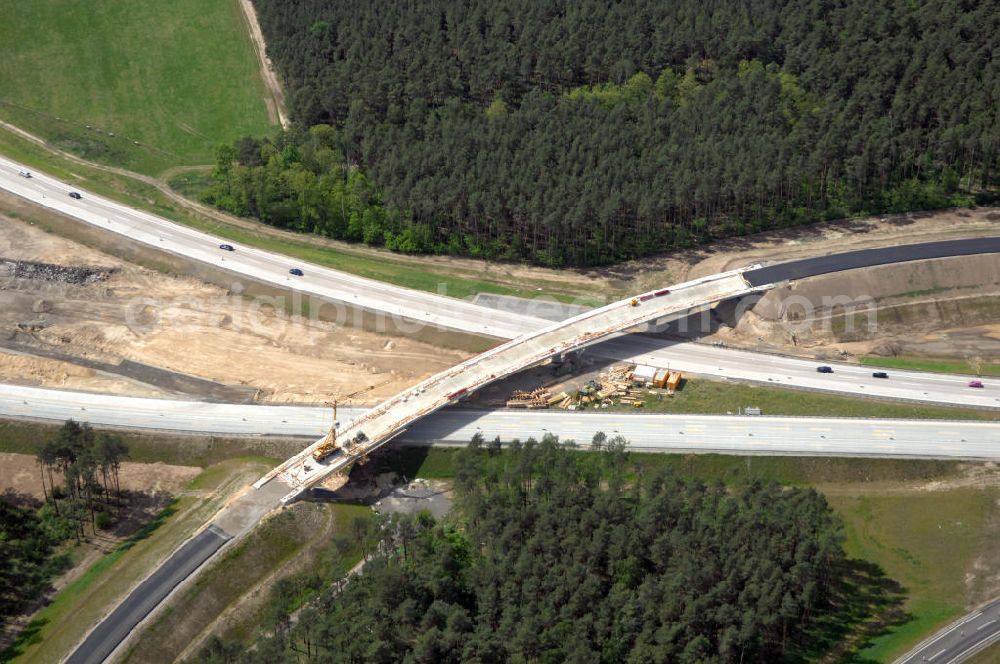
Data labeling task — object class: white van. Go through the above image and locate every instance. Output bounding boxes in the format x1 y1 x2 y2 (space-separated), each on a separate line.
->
17 169 31 178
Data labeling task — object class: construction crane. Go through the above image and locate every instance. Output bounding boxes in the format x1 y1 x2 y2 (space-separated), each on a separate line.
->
311 400 340 460
310 382 388 461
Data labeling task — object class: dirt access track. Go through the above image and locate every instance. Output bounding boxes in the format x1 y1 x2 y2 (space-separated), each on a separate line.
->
0 212 467 404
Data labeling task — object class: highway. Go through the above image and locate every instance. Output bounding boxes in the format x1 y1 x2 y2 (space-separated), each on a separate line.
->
259 269 765 496
592 335 1000 410
7 157 1000 663
894 598 1000 664
0 156 533 339
4 383 1000 460
3 157 1000 410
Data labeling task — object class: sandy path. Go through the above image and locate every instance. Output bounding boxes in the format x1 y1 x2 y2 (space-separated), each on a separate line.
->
237 0 289 128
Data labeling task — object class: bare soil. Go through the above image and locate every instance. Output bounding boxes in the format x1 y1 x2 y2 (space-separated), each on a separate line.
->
709 252 1000 360
643 209 1000 362
0 452 200 500
613 207 1000 288
0 215 467 403
0 351 169 397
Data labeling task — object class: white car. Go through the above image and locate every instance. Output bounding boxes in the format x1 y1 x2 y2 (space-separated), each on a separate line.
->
17 169 31 178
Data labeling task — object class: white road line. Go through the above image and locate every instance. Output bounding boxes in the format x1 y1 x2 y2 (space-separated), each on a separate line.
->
947 631 1000 664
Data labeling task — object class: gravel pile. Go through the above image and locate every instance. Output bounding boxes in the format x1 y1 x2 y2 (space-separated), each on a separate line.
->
1 258 117 284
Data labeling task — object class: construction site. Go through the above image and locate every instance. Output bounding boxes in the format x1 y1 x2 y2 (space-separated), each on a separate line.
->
0 212 469 405
502 362 683 411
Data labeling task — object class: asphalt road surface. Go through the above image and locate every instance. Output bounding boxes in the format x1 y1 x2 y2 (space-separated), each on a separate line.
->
894 597 1000 664
7 156 1000 663
65 526 231 664
4 384 999 459
591 335 1000 410
0 156 532 339
745 237 1000 286
3 157 999 410
406 409 1000 459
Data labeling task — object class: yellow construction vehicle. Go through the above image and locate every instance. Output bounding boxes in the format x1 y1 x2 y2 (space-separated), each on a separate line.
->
312 400 341 461
630 298 639 306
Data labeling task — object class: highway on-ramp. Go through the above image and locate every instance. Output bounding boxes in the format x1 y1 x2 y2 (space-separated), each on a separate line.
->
64 527 232 664
3 157 1000 410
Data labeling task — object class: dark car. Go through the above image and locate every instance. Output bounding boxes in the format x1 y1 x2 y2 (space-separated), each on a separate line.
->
872 371 889 379
289 268 304 276
816 365 833 373
969 380 985 388
219 244 235 251
68 191 82 200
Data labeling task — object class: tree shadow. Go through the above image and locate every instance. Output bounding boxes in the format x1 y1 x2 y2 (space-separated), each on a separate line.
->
0 617 48 662
0 489 43 510
785 557 909 663
115 499 178 553
308 446 433 504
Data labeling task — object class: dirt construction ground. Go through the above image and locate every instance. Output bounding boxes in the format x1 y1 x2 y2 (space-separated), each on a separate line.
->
0 204 998 402
632 208 1000 362
613 207 1000 289
0 451 200 500
0 214 467 404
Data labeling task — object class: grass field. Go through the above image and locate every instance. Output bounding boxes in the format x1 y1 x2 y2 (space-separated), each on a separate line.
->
0 419 297 467
606 377 1000 420
381 446 965 487
0 0 273 175
964 644 1000 664
3 457 276 664
861 356 1000 378
828 486 1000 661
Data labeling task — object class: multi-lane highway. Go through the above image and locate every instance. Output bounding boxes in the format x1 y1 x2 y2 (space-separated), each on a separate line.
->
7 156 1000 664
894 598 1000 664
4 383 999 460
3 156 999 410
0 155 533 339
593 335 1000 409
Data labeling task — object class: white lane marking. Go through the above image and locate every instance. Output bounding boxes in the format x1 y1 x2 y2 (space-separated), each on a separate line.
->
928 647 946 660
976 618 996 631
909 616 977 659
947 630 1000 664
